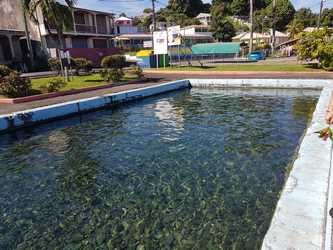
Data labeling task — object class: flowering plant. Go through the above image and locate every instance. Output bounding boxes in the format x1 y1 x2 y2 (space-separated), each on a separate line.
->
316 127 333 141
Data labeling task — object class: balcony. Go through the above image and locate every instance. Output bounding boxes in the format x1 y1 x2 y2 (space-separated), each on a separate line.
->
75 24 96 34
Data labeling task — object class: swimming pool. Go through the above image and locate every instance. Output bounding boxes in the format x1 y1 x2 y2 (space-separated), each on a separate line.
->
0 88 318 249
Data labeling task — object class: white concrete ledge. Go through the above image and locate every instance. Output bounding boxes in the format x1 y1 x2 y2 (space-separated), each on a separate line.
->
0 80 190 133
261 87 333 250
189 78 333 89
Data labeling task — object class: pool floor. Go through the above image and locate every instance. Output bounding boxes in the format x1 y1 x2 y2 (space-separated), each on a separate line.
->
0 88 318 249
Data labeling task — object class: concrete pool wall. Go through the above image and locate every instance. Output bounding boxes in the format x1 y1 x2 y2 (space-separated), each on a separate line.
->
1 78 333 249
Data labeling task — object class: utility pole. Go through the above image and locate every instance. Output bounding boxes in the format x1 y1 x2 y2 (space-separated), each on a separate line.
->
249 0 254 53
271 0 276 54
151 0 157 31
317 0 325 29
20 0 34 66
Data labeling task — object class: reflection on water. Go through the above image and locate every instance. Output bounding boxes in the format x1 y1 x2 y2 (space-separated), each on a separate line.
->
0 88 318 249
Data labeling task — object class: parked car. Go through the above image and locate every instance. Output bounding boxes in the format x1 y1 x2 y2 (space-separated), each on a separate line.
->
248 51 266 61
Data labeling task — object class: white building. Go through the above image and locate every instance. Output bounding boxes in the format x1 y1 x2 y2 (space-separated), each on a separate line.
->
196 13 212 26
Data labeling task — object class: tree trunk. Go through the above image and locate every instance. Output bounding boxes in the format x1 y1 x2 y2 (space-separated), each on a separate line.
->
20 0 34 66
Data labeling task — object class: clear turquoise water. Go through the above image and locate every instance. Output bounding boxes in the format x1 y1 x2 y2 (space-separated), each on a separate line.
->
0 88 318 249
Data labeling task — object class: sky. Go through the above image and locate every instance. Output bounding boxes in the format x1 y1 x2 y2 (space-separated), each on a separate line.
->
64 0 333 16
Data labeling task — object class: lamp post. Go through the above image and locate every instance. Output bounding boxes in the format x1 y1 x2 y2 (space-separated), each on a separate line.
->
249 0 254 53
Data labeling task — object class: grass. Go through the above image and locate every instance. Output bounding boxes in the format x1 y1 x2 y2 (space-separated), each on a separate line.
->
31 73 139 93
153 64 324 72
31 74 106 92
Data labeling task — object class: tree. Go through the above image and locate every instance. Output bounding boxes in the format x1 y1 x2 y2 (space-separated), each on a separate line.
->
294 8 317 28
286 19 304 38
166 0 205 17
295 29 333 70
322 8 333 27
230 0 249 16
23 0 75 79
255 0 295 32
210 3 235 41
23 0 75 51
143 8 153 14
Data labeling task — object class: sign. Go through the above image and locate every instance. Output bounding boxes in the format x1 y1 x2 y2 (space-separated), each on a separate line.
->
153 31 168 55
167 25 181 46
143 40 153 48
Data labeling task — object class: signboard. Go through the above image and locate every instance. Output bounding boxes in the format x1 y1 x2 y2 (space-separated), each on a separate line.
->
143 40 153 48
153 31 168 55
167 25 181 46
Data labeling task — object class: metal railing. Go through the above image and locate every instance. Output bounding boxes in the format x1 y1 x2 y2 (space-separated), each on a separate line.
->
75 24 96 34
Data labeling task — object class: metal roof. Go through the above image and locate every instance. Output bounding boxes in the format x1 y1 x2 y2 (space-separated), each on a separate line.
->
192 42 241 54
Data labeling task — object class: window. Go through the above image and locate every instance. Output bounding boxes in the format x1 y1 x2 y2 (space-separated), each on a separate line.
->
72 37 88 48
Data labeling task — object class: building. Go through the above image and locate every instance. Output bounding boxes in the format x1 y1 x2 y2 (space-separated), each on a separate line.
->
196 13 212 26
114 33 152 50
39 7 116 50
232 30 288 47
0 0 42 66
114 25 214 51
181 25 214 46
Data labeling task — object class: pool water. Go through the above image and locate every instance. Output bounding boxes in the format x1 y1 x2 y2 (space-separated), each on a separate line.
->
0 88 318 249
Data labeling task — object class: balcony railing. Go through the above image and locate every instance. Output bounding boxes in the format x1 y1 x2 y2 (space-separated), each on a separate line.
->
97 26 107 34
75 24 96 34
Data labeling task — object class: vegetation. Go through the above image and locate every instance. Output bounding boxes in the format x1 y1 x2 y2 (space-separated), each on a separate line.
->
100 55 127 83
156 0 209 26
40 78 68 93
72 58 93 75
296 29 333 71
23 0 75 51
0 65 32 98
48 58 62 74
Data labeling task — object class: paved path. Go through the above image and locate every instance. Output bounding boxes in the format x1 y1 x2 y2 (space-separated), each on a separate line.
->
0 81 163 115
144 70 333 80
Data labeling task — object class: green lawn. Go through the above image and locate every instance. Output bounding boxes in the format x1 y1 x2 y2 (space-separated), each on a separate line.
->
155 64 323 72
31 73 138 93
31 74 106 92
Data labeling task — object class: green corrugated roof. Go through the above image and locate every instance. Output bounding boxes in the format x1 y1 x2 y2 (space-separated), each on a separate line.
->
192 42 241 54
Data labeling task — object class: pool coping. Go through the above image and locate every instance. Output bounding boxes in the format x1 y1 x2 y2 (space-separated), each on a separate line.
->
190 79 333 250
1 78 333 249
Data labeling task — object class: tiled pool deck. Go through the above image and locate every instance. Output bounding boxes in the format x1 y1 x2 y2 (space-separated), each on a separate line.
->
1 78 333 249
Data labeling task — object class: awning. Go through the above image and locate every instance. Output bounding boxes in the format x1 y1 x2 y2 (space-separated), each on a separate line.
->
191 42 241 54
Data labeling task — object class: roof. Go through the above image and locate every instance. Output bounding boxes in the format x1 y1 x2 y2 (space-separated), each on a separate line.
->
184 34 213 39
236 32 270 40
268 29 288 37
192 42 241 55
114 33 152 40
73 6 115 16
115 16 132 21
196 13 211 18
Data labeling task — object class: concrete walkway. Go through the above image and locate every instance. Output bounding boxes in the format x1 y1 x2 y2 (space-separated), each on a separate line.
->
144 70 333 80
0 81 162 115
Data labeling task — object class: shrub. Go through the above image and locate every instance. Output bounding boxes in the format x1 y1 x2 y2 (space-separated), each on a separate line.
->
101 55 126 69
48 58 61 74
0 71 32 98
40 78 67 93
100 68 124 82
127 65 144 79
72 58 93 75
296 28 333 70
0 64 13 78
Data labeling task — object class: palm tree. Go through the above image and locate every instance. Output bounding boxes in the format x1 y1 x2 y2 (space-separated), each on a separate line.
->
287 20 304 39
23 0 76 51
